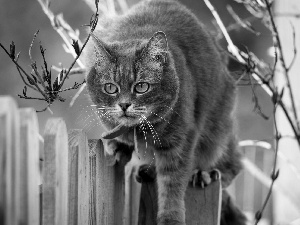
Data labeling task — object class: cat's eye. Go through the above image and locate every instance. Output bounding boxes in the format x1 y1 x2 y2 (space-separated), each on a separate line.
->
104 83 118 94
134 82 150 94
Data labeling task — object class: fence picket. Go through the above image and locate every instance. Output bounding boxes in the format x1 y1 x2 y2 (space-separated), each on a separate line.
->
185 179 222 225
0 95 224 225
42 118 69 225
0 96 20 225
88 139 126 225
19 108 40 225
138 175 222 225
68 129 90 225
124 164 141 225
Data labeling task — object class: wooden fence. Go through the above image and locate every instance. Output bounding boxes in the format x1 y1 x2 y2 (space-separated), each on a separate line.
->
0 96 221 225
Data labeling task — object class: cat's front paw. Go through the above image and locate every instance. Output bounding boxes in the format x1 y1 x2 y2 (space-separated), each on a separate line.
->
103 139 134 166
190 169 220 188
136 164 156 183
103 139 118 156
102 139 118 166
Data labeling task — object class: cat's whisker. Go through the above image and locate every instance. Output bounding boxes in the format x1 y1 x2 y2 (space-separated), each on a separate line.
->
82 119 94 130
138 117 148 156
97 107 116 110
98 111 114 122
141 115 162 149
135 109 147 112
149 111 171 125
139 116 155 172
86 122 102 133
160 104 182 118
81 114 93 126
76 105 94 121
134 107 147 111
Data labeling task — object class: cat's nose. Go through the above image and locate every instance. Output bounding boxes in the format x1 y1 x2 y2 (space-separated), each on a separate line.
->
119 103 131 111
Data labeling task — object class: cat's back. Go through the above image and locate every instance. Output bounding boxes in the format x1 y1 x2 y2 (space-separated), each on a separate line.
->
96 0 211 48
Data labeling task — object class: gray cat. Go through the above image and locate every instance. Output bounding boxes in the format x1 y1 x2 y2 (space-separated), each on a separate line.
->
83 0 246 224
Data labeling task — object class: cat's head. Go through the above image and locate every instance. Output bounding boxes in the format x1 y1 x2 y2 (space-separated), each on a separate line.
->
85 31 179 127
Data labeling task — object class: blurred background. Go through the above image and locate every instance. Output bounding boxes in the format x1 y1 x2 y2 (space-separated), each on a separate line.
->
0 0 299 224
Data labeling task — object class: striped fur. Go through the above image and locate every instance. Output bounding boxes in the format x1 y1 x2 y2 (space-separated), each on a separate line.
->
83 1 244 224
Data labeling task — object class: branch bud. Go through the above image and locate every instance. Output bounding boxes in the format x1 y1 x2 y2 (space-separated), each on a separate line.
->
10 41 16 59
72 40 80 56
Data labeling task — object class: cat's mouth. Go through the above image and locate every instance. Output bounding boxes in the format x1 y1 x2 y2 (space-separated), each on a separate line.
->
102 113 140 139
119 114 135 119
118 113 138 125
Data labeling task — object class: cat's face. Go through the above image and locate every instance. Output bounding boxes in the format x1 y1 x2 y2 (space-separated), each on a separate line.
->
86 31 179 127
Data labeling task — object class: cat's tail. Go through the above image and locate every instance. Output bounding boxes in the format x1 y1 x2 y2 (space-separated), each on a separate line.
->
221 190 247 225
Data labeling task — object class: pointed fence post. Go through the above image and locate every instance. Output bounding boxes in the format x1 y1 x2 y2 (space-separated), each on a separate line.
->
88 139 127 225
0 96 20 225
42 118 69 225
68 129 90 225
19 108 40 225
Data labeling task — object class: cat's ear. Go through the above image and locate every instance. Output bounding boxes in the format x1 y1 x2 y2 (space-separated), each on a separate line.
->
91 33 113 69
142 31 168 64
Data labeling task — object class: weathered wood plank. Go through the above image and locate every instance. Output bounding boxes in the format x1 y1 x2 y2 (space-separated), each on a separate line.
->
185 179 222 225
124 165 141 225
42 118 69 225
19 108 40 225
68 130 90 225
138 176 222 225
88 139 126 225
0 96 20 225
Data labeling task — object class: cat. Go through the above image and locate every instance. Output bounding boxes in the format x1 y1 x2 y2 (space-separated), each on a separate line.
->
83 0 246 224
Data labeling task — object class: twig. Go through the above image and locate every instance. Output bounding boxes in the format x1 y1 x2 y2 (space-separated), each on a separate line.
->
0 43 48 99
204 0 244 62
227 5 260 35
29 30 40 61
203 1 300 223
17 96 46 101
287 22 297 71
254 102 280 224
240 140 300 181
203 0 300 146
263 0 300 132
69 83 86 107
274 13 300 18
36 0 85 68
52 66 86 76
1 0 100 112
244 47 269 119
242 158 300 212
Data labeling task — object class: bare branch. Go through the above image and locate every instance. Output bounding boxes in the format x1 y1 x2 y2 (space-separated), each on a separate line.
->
29 30 40 61
263 0 300 132
52 65 86 76
255 99 280 224
204 0 300 146
0 43 48 99
275 13 300 18
287 22 297 71
36 0 85 68
70 83 86 107
227 5 260 35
